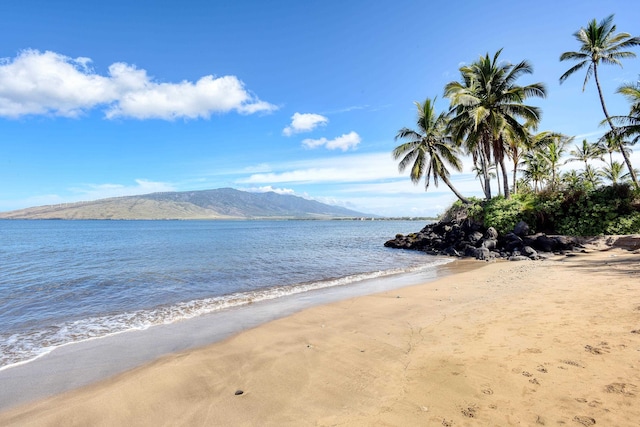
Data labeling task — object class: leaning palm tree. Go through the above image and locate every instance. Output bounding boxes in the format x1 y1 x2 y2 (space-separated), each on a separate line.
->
446 49 546 199
393 98 470 204
559 14 640 186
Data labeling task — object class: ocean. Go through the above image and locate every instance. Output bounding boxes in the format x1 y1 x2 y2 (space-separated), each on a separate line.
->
0 219 446 371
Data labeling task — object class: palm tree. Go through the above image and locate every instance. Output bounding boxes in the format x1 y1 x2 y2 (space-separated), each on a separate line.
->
568 139 604 171
542 137 570 191
600 161 625 184
527 131 571 192
521 151 551 193
597 134 632 168
446 49 546 199
582 164 603 189
561 170 584 192
393 98 470 204
471 162 497 195
607 78 640 148
559 14 640 186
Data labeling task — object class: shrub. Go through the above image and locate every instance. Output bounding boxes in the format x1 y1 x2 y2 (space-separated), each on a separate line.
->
439 184 640 236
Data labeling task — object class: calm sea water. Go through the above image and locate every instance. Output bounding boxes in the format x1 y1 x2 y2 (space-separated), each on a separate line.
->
0 219 443 370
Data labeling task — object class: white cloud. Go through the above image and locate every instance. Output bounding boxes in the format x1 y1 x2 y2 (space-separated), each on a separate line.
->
243 185 296 195
69 179 176 200
282 112 328 136
302 131 361 151
239 152 398 184
0 49 276 119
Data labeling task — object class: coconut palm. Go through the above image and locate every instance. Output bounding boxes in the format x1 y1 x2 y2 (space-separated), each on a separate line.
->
527 131 571 192
561 170 584 192
607 79 640 147
393 98 470 204
471 162 497 195
446 49 546 199
521 151 551 193
597 134 632 168
542 137 570 191
582 164 603 189
568 139 604 171
600 161 625 184
559 14 640 186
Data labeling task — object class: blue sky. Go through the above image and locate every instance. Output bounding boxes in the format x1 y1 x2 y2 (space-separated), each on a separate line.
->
1 0 639 217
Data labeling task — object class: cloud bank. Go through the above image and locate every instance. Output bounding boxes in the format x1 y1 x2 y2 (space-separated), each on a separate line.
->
282 112 328 136
0 50 276 119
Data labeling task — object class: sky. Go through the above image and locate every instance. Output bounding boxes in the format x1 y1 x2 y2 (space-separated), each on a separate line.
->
0 0 639 217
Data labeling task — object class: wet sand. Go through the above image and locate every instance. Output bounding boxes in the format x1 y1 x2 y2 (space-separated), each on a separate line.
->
1 248 639 426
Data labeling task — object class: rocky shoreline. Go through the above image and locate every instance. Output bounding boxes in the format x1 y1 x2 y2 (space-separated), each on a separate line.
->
384 219 583 261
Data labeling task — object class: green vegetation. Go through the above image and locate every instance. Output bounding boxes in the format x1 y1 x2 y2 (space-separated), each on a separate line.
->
393 14 640 235
446 184 640 236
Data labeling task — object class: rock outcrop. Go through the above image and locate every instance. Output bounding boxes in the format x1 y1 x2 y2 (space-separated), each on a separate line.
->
384 219 581 261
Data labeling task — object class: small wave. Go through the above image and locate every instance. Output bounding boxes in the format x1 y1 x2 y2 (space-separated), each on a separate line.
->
0 258 452 370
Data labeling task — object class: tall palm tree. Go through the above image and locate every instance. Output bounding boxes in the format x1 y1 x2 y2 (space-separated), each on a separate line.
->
446 49 546 199
393 98 470 204
559 14 640 186
568 139 604 171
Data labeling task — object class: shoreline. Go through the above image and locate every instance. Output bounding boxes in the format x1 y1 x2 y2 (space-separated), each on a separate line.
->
1 249 639 425
0 256 467 412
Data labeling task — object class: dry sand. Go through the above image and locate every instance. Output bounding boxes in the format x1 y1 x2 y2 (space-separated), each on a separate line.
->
1 248 639 426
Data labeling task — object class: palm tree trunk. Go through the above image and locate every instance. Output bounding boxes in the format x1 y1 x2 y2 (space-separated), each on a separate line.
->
478 149 491 199
496 161 502 196
481 144 492 199
500 159 510 199
441 174 470 204
594 66 639 187
512 159 518 195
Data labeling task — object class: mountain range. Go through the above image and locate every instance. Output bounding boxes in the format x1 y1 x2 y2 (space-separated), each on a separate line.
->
0 188 372 220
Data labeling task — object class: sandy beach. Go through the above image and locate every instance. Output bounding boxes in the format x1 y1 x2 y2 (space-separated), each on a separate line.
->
1 247 639 426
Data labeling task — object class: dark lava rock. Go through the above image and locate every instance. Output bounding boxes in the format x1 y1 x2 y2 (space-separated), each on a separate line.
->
384 218 583 262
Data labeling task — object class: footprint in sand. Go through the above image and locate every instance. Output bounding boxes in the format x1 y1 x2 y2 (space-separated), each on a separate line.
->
536 365 548 373
460 405 477 418
604 382 637 397
560 359 584 368
573 415 596 426
584 342 610 355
